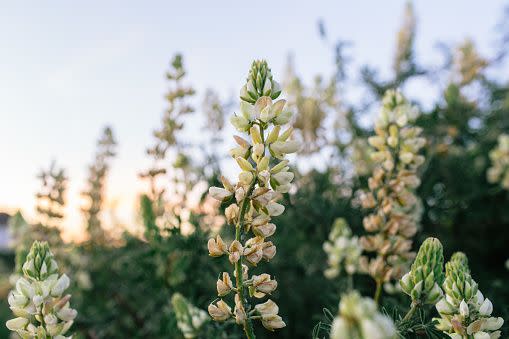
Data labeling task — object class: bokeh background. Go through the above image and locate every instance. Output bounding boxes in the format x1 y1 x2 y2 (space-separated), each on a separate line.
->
1 1 509 338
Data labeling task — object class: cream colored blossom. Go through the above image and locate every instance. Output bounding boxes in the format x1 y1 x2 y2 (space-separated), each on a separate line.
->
208 299 232 321
253 222 276 238
207 235 227 257
228 240 244 264
208 187 233 201
225 204 239 224
252 273 278 295
6 241 77 339
216 272 234 296
234 294 247 325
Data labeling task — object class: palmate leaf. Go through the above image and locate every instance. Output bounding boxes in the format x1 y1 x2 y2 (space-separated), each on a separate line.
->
394 307 449 339
312 308 334 339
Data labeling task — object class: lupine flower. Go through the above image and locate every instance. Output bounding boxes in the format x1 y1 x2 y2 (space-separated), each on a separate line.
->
208 299 232 321
434 252 503 338
6 241 77 338
251 274 278 296
359 90 426 291
234 294 248 325
208 60 298 337
216 272 234 296
207 235 227 257
487 134 509 190
330 291 397 339
323 218 362 279
400 237 445 305
171 293 209 338
254 299 286 331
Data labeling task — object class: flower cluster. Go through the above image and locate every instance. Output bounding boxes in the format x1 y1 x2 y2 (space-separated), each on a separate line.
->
239 60 281 104
359 90 425 287
434 252 503 338
171 293 209 338
208 60 298 337
487 134 509 190
323 218 362 279
330 291 397 339
400 237 444 306
6 241 77 338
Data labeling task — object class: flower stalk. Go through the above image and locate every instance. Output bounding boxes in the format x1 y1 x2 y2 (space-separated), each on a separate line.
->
208 60 297 338
359 90 425 301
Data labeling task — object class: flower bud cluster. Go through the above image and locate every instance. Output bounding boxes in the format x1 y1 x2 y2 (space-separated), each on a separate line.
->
239 60 282 104
330 291 397 339
6 241 77 339
434 252 503 338
400 237 444 305
487 134 509 190
359 89 426 283
323 218 362 279
171 293 209 338
208 60 299 336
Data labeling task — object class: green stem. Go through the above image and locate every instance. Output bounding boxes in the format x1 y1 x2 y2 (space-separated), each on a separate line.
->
235 180 257 339
347 274 353 291
374 279 383 304
402 303 419 322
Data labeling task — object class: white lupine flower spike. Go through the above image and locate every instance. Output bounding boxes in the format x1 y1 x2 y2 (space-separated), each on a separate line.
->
207 60 298 338
6 241 77 338
330 291 397 339
359 89 426 303
434 252 504 338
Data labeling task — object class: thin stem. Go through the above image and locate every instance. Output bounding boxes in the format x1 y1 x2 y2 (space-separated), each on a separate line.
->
374 279 383 304
402 302 419 322
235 179 257 339
347 274 353 291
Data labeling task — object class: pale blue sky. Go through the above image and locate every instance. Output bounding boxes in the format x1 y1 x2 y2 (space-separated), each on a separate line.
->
0 1 506 239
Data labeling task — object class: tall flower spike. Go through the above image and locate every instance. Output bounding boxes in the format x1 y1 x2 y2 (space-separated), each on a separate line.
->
434 252 503 338
400 238 444 307
359 89 426 302
208 60 297 338
330 291 397 339
6 241 77 338
487 134 509 190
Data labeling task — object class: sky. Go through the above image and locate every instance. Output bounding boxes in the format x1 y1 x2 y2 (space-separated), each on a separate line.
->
0 0 506 240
